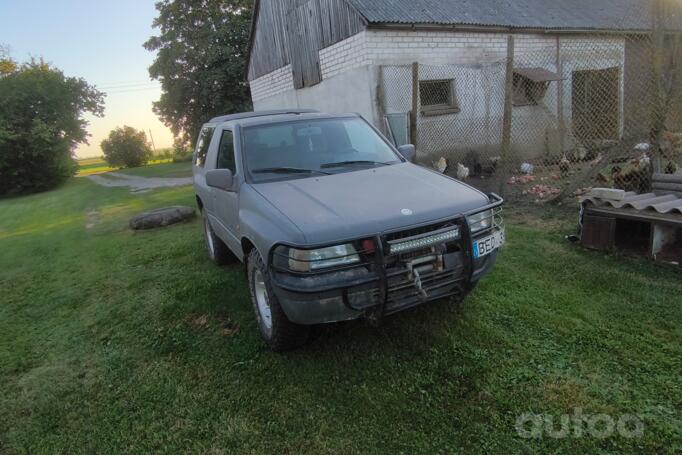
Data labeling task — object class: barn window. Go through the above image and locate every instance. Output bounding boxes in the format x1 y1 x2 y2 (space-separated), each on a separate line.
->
512 67 563 107
419 79 460 116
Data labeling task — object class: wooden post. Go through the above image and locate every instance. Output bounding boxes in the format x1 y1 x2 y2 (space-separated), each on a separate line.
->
499 35 515 195
651 0 666 174
556 36 565 156
375 66 387 135
410 62 419 149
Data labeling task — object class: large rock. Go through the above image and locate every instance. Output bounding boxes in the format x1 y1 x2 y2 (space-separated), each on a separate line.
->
130 206 196 230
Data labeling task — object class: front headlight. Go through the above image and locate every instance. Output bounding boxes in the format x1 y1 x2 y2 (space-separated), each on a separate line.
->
467 210 493 234
274 244 360 272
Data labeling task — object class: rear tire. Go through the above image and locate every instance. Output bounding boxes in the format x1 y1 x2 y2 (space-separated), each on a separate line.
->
247 249 310 351
202 210 233 265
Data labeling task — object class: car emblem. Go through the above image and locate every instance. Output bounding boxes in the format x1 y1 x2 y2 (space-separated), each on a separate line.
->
401 208 413 216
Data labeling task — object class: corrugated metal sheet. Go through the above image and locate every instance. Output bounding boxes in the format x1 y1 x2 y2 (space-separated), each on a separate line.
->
582 192 682 215
347 0 680 31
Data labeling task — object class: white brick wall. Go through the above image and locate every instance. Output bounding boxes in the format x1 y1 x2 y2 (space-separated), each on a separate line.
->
249 64 294 102
250 29 624 108
364 30 509 65
319 31 370 79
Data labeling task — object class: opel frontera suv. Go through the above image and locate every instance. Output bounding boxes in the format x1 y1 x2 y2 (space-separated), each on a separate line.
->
193 110 504 351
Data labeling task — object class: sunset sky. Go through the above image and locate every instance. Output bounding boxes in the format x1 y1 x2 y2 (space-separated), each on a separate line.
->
0 0 174 158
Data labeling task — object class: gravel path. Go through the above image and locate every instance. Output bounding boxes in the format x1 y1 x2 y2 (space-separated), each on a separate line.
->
87 172 192 193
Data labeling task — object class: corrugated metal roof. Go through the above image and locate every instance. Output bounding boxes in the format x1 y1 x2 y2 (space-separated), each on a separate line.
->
347 0 679 32
581 192 682 215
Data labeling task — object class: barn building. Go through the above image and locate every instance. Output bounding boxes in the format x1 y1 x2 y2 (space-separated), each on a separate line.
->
246 0 677 162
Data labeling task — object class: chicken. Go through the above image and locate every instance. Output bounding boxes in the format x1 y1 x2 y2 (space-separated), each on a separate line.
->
559 156 570 176
457 163 470 180
434 156 449 174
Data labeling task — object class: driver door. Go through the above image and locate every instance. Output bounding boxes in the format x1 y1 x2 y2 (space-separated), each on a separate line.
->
210 129 241 254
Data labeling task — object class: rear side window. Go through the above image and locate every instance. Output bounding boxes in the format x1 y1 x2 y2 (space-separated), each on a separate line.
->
194 127 215 167
216 130 236 173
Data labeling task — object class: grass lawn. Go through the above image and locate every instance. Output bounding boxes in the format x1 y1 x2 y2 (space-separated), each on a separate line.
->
75 157 116 176
115 161 192 178
76 158 182 177
0 177 680 454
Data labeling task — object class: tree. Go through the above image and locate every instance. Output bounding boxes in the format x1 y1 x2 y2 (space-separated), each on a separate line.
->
101 126 153 168
144 0 253 146
0 45 16 75
0 60 104 195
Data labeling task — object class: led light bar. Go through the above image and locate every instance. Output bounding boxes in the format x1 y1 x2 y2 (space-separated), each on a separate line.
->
389 227 460 254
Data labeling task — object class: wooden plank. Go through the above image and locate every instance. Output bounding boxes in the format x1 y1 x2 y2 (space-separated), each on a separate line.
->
249 0 365 83
556 36 565 154
582 214 616 251
498 35 515 195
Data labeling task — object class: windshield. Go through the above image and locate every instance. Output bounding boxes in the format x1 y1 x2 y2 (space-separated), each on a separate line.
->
242 118 402 183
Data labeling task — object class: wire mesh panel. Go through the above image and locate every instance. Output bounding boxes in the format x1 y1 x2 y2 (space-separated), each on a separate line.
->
416 63 506 175
379 31 682 205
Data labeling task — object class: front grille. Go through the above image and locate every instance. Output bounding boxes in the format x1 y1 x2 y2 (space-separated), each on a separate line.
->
376 218 467 309
371 268 463 310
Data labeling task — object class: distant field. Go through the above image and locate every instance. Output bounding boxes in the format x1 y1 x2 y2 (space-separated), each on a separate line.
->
116 161 192 178
76 158 116 176
76 157 176 177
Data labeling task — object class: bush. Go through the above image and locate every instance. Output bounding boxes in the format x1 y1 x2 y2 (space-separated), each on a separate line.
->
0 60 104 195
172 140 193 163
101 126 152 168
156 148 173 161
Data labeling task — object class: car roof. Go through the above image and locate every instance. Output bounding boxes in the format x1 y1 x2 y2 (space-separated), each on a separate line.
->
205 110 359 129
209 109 318 123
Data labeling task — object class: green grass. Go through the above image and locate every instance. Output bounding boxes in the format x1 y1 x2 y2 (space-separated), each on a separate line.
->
76 158 182 177
76 157 116 176
0 177 680 454
115 161 192 178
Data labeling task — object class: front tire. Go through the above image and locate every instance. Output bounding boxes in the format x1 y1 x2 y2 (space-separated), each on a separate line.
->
247 249 310 351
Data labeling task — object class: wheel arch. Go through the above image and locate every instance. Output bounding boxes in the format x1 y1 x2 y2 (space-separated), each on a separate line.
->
241 237 257 260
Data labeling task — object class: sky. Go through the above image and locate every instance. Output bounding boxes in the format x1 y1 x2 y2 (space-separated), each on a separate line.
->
0 0 174 158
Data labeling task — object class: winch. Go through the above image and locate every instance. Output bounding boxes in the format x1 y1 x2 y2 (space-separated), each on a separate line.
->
405 253 444 300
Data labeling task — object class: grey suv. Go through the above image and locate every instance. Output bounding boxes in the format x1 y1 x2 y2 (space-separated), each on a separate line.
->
193 110 504 351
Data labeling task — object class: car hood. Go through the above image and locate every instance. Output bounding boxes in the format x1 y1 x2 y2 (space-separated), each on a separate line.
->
252 163 489 245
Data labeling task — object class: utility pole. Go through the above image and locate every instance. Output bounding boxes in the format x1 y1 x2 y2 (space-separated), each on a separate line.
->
148 129 157 155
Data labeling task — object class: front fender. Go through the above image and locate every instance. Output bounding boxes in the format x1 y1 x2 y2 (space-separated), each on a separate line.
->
238 186 306 263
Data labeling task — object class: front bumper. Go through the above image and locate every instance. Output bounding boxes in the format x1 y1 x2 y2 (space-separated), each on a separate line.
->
270 194 504 325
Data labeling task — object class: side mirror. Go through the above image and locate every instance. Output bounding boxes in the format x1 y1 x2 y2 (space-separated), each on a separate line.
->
206 169 234 191
398 144 416 163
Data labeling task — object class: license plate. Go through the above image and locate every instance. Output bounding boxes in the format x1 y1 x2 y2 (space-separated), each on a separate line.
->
473 230 505 259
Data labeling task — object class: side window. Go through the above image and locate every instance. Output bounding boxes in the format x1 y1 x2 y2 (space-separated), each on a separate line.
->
194 126 215 168
216 130 236 173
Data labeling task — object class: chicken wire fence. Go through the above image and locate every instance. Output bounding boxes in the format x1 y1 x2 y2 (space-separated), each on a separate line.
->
378 33 682 206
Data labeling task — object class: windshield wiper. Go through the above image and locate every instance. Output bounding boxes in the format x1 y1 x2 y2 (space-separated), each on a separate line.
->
320 160 396 169
251 167 332 175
